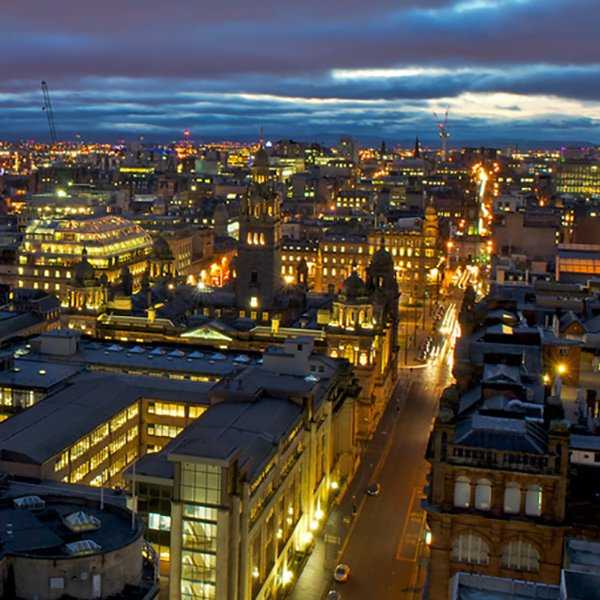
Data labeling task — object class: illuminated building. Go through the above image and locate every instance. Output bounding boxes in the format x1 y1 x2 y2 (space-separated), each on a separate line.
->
0 331 356 597
338 136 359 163
555 159 600 198
5 216 153 302
17 189 114 218
334 188 374 212
280 239 321 290
281 206 441 301
324 243 399 440
320 234 369 294
556 243 600 284
0 331 216 488
130 337 351 600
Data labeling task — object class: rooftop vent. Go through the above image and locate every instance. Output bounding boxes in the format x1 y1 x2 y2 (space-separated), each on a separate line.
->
64 511 101 533
66 539 102 556
13 495 45 511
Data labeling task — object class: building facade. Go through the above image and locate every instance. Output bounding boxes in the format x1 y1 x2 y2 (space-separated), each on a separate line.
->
0 215 153 303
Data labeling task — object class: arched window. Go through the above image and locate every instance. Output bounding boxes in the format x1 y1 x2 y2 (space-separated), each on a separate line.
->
451 533 489 566
502 540 539 572
253 233 259 245
525 485 542 516
504 482 521 514
474 479 491 510
454 476 471 508
259 233 265 245
247 232 253 245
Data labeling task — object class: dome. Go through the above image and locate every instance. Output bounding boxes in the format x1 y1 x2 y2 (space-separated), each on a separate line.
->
73 249 96 286
370 246 394 273
339 271 369 301
152 235 173 260
425 204 437 221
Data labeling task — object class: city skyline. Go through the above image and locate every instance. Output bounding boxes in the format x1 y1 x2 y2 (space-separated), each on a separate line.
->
2 0 600 144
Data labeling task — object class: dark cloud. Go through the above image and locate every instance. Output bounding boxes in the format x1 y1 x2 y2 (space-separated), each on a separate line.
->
0 0 599 141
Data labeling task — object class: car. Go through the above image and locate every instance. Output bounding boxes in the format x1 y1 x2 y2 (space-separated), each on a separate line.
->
333 563 350 582
326 591 342 600
367 483 381 496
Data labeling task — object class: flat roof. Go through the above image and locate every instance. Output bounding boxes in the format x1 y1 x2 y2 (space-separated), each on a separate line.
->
570 434 600 452
22 337 261 379
0 493 142 559
168 398 304 480
451 573 559 600
0 358 80 390
0 371 212 465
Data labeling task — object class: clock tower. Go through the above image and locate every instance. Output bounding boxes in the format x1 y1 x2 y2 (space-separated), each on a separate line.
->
234 140 282 312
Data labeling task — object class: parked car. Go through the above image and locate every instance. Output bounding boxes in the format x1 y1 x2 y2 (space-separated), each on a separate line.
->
333 563 350 582
367 483 381 496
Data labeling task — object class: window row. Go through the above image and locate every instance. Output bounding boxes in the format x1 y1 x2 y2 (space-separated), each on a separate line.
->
452 533 540 572
454 477 542 516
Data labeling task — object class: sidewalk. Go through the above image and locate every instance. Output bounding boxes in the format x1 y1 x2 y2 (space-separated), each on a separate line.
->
289 371 413 600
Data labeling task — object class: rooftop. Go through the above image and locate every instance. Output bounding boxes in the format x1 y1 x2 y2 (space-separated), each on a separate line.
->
0 370 212 465
450 572 559 600
0 491 142 560
169 399 303 478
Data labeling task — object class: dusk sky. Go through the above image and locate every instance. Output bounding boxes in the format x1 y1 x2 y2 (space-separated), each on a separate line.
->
3 0 600 145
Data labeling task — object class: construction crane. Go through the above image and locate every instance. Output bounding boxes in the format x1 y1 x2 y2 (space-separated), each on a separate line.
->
41 81 57 145
433 107 450 162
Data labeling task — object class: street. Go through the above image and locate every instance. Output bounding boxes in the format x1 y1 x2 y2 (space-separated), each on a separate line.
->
325 351 454 599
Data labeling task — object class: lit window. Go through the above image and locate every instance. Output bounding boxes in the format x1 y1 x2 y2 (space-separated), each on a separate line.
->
250 297 258 308
525 485 542 516
474 479 491 510
454 476 471 508
148 512 171 531
504 482 521 514
451 533 489 566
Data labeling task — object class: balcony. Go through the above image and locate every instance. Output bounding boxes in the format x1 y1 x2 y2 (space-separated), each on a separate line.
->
448 446 554 475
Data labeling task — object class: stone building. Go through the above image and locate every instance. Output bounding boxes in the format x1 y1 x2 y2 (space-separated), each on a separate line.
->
129 337 355 599
324 242 399 440
281 205 442 301
0 489 148 599
425 363 570 598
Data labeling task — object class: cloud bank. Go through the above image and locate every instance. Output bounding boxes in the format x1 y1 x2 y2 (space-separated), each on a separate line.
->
1 0 599 143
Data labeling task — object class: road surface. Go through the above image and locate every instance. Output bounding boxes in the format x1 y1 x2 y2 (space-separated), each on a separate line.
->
325 353 453 599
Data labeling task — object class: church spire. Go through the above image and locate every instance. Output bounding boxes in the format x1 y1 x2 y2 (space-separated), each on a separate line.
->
414 136 421 159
